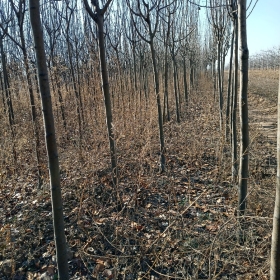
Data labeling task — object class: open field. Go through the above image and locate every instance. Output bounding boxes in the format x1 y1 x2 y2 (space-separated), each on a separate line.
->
0 69 279 279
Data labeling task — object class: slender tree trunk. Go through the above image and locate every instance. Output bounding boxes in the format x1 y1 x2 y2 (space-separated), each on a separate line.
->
17 12 43 187
226 29 235 140
217 40 223 131
238 0 249 216
163 39 170 122
0 35 14 126
163 14 171 123
0 40 17 163
172 53 180 123
75 45 85 125
190 58 194 89
183 56 188 106
29 1 69 279
96 18 118 185
132 43 138 93
0 71 6 113
83 0 118 186
150 40 165 172
55 73 67 131
232 18 238 183
176 63 182 117
212 59 217 101
66 28 83 151
270 67 280 280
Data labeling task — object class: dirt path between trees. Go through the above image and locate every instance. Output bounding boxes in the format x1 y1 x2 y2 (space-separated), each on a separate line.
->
249 70 278 142
250 98 277 145
248 70 278 174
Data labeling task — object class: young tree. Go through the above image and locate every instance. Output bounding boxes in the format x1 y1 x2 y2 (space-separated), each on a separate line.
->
62 0 84 148
208 0 231 131
232 16 238 183
29 0 69 278
42 2 67 131
1 0 43 187
83 0 118 186
162 9 171 122
270 65 280 280
0 29 17 163
225 25 234 140
0 31 14 127
227 0 238 183
126 0 168 172
237 0 249 215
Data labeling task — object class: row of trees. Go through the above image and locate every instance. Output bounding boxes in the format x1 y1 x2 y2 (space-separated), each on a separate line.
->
3 0 280 279
0 0 211 184
249 47 280 70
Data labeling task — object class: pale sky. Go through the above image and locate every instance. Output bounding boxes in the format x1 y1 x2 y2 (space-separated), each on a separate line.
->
247 0 280 55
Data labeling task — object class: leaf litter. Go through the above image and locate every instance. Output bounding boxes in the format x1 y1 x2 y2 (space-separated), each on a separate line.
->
0 71 277 279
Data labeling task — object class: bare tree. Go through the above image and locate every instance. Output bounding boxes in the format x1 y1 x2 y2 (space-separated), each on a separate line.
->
208 0 231 131
42 1 67 132
29 0 69 278
237 0 249 215
126 0 168 172
232 15 238 183
0 29 17 163
0 0 43 187
169 4 181 123
225 25 234 141
270 64 280 280
250 48 280 70
62 0 84 150
0 31 14 127
160 5 172 122
83 0 119 188
228 1 239 183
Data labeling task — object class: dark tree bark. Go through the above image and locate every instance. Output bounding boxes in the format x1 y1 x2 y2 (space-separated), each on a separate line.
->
163 10 171 122
6 0 43 187
237 0 249 216
231 16 238 183
183 56 188 106
126 0 166 172
225 27 234 141
29 1 69 278
0 32 14 127
83 0 118 185
64 4 83 150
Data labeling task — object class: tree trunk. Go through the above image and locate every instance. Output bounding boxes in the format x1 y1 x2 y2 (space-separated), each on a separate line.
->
150 40 165 172
212 59 217 101
217 40 223 131
172 53 180 123
232 18 238 183
0 35 14 126
238 0 249 216
183 56 188 106
15 3 43 187
96 18 118 185
163 14 171 123
29 0 69 279
226 28 234 140
65 21 83 152
163 36 170 122
270 66 280 280
0 71 6 113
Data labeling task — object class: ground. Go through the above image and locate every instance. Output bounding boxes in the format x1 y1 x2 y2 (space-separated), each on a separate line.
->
0 70 278 279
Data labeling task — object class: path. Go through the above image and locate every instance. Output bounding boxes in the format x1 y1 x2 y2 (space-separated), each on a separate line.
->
248 70 278 174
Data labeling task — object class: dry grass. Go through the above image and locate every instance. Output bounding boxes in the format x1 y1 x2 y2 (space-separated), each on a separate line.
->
0 69 278 279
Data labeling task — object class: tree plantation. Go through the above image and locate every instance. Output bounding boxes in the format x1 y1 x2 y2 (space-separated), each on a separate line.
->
0 0 280 279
